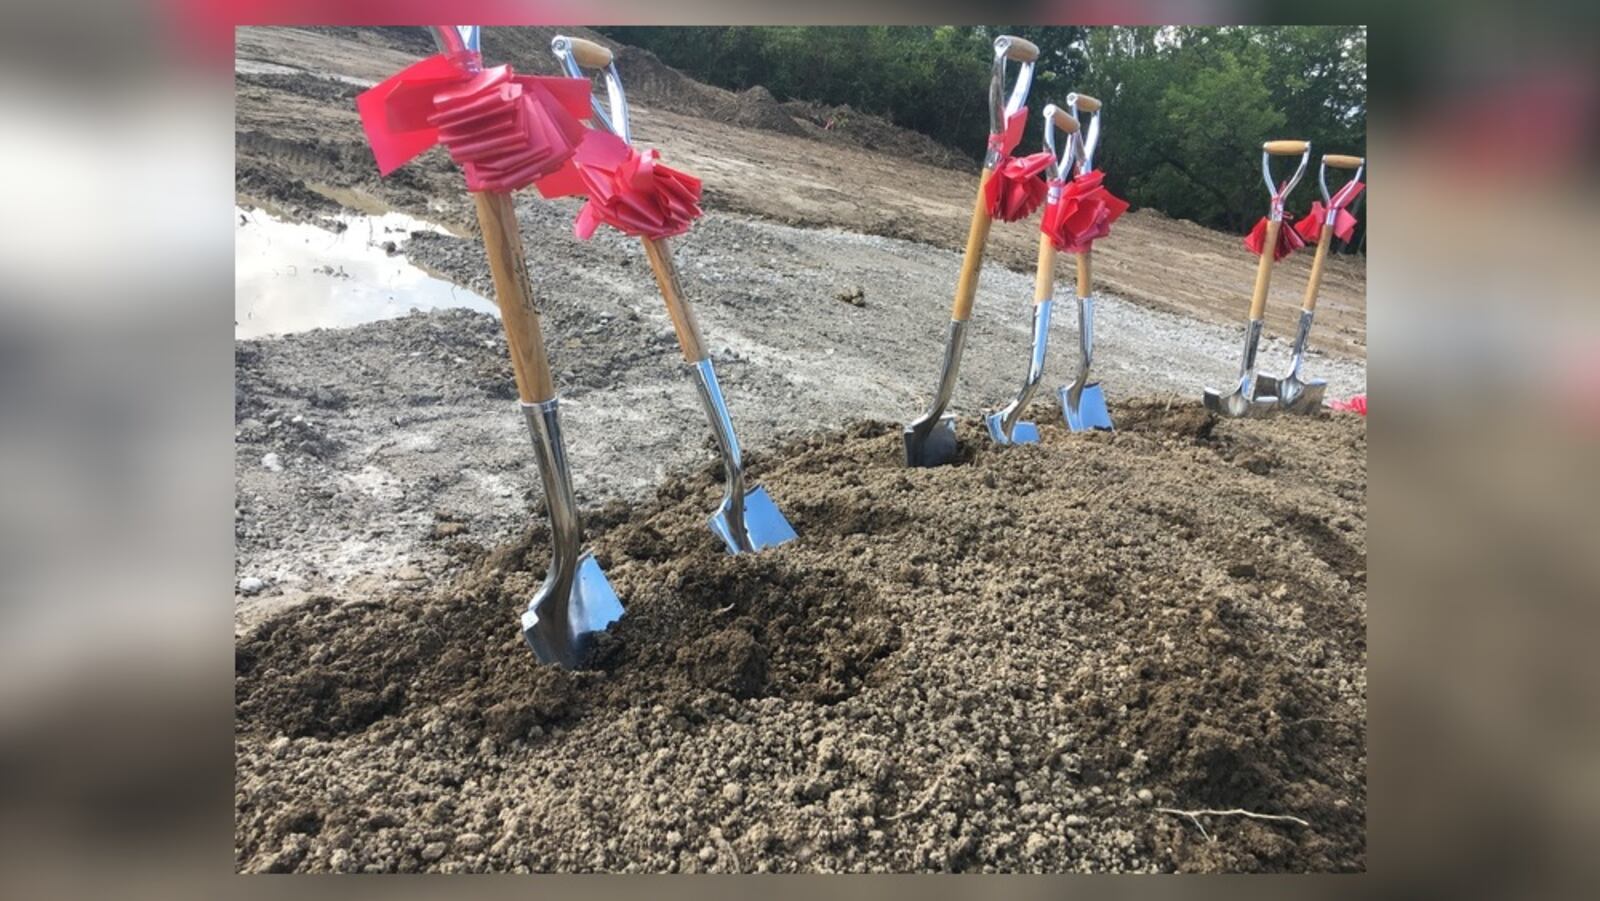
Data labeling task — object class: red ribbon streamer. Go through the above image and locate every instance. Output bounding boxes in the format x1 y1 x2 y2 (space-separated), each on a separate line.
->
1293 179 1365 244
1330 394 1367 416
357 54 592 194
536 129 703 240
1039 170 1129 253
983 108 1051 222
1244 216 1308 261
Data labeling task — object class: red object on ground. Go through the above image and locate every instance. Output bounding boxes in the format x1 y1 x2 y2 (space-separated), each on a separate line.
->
536 129 704 240
1294 179 1365 244
983 108 1051 222
357 54 592 193
1244 215 1308 261
1039 170 1129 253
1330 394 1367 416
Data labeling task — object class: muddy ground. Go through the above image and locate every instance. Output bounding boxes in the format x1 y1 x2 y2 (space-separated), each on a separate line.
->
236 404 1366 873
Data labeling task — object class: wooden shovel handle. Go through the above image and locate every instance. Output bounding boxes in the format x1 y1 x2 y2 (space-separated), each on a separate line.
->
1033 232 1056 303
952 170 997 321
473 192 555 403
563 36 614 69
1302 224 1334 313
1071 93 1102 113
1000 36 1039 62
1248 219 1280 320
641 236 708 363
1264 140 1309 156
1048 106 1081 133
1324 154 1364 170
1076 247 1093 299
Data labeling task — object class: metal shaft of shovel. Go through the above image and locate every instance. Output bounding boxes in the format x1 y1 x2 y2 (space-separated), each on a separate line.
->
986 103 1077 446
422 26 621 668
1055 93 1114 431
907 34 1038 466
1256 153 1365 413
472 186 624 670
1205 139 1312 418
552 35 795 554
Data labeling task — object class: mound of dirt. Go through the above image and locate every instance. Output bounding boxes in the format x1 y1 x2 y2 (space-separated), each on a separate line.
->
235 402 1365 873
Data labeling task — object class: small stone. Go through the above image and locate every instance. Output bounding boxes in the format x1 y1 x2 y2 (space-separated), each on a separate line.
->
420 842 447 862
665 830 683 849
432 521 467 538
267 735 291 757
697 845 717 863
455 832 485 852
834 285 866 307
382 240 399 255
397 564 425 581
1024 832 1050 856
1136 788 1154 805
238 576 267 595
261 452 284 472
722 782 745 805
1064 814 1089 828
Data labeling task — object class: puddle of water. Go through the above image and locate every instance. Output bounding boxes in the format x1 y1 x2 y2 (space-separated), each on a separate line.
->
235 206 497 339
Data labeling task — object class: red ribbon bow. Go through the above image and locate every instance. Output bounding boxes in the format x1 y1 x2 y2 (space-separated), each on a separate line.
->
357 54 592 194
535 128 704 241
1243 215 1308 261
1039 170 1129 253
1293 179 1365 244
983 108 1052 222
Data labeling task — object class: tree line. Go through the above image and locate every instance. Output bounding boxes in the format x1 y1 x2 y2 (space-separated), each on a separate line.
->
596 26 1367 250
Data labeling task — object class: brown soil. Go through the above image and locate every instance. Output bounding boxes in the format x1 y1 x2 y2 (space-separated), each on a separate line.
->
235 401 1366 873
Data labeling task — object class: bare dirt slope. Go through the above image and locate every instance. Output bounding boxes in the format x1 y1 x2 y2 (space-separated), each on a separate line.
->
235 26 1365 359
236 405 1366 873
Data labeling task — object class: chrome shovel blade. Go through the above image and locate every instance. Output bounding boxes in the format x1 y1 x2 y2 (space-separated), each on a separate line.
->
521 552 624 670
1252 373 1283 400
710 485 797 554
1279 377 1328 414
1203 385 1279 418
983 411 1039 445
904 413 959 467
1061 382 1113 431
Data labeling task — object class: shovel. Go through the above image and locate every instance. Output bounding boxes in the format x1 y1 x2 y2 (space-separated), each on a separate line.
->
905 34 1039 466
552 36 796 554
429 27 622 668
984 104 1077 445
1254 152 1366 413
1055 92 1115 431
1204 139 1312 417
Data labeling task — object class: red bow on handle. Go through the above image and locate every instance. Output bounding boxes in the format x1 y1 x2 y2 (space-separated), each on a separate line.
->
356 54 593 193
1293 179 1365 244
983 108 1053 222
535 129 704 240
1243 211 1308 261
1039 170 1129 253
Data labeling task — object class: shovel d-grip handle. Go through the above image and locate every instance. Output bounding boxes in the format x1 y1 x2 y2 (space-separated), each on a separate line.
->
474 192 558 403
1302 153 1366 314
1259 139 1311 221
987 35 1037 138
553 34 631 143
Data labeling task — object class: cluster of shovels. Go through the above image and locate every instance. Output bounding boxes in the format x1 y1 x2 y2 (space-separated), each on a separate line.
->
358 29 1363 669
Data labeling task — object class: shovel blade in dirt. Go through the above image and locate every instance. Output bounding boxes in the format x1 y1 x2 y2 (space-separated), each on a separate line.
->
710 484 797 554
905 412 960 467
1061 381 1114 430
521 552 624 669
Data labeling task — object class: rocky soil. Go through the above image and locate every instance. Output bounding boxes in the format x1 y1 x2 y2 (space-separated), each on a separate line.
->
236 404 1367 873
